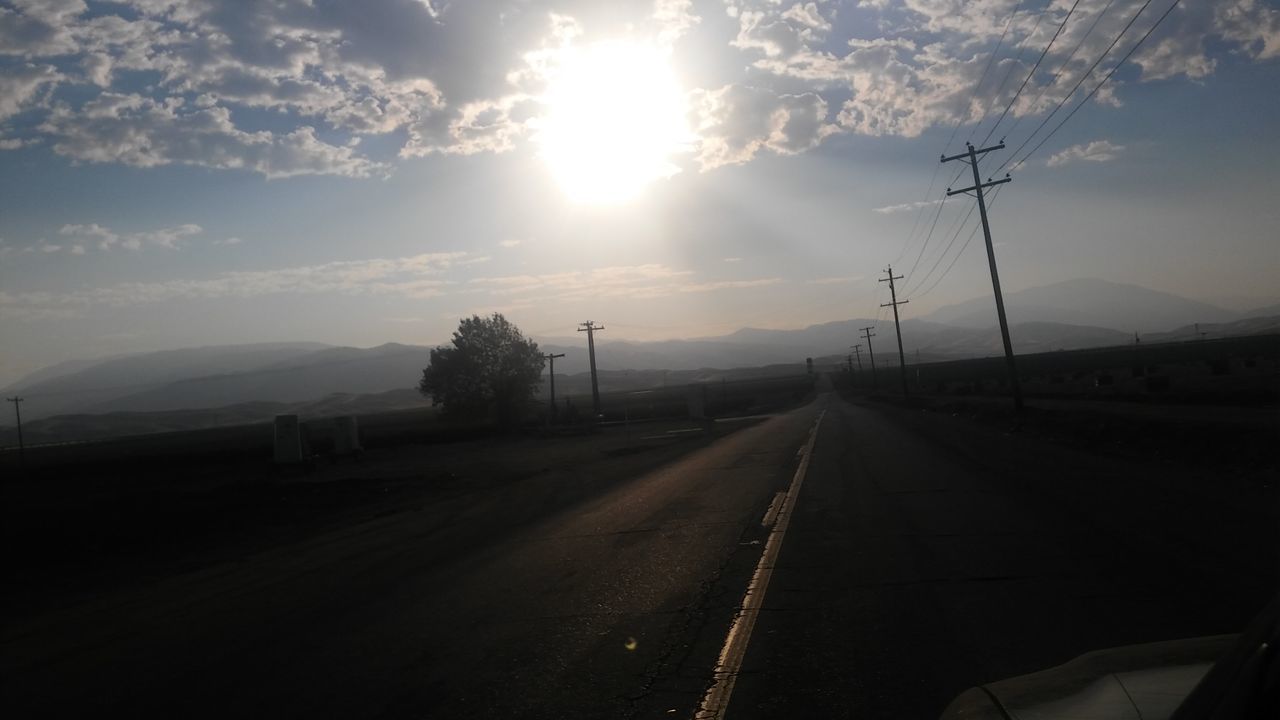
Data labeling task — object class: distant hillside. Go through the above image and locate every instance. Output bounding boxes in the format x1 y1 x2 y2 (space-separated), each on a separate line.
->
1143 315 1280 344
922 278 1239 333
4 342 334 420
8 276 1276 426
85 343 430 415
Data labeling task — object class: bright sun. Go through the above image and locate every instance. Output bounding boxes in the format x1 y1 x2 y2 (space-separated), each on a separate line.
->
536 40 691 205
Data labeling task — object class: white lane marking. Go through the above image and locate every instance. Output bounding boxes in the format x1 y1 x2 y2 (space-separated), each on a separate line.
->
759 492 786 529
695 409 826 720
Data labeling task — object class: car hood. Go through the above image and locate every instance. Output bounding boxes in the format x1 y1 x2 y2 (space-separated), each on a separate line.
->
940 635 1236 720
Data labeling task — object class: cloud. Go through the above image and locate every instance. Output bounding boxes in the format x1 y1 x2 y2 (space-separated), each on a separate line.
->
469 264 782 302
40 95 386 179
0 0 1272 180
215 237 244 246
692 84 837 169
0 251 474 319
0 63 59 120
873 198 943 214
1046 139 1124 167
59 222 202 250
808 275 865 284
499 239 522 248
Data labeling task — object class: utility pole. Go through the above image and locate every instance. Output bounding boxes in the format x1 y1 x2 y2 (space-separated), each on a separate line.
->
6 396 24 468
846 354 853 373
860 326 877 388
544 353 565 423
944 141 1021 412
851 344 863 372
577 321 604 418
879 265 910 398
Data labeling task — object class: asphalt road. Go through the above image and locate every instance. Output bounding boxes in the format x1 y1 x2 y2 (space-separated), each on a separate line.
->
1 404 819 719
2 390 1274 719
725 394 1278 719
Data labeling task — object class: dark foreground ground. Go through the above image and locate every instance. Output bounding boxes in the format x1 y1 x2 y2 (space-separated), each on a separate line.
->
2 388 1276 719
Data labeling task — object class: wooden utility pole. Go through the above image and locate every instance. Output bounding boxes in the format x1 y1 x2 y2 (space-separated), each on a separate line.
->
851 344 862 372
879 265 910 398
943 141 1021 412
544 352 565 423
860 326 877 388
577 321 604 418
6 396 24 468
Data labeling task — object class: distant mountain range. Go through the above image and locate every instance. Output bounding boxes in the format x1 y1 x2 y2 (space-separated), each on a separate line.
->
3 278 1277 426
920 278 1241 333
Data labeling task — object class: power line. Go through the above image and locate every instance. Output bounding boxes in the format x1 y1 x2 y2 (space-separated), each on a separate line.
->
892 164 943 266
903 194 949 283
913 184 1007 300
1011 0 1183 171
998 0 1157 172
1001 0 1120 144
980 0 1083 148
946 0 1026 156
907 197 978 296
970 6 1048 145
893 0 1026 271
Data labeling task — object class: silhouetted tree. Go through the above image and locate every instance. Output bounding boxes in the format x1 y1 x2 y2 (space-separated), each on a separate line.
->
419 313 545 428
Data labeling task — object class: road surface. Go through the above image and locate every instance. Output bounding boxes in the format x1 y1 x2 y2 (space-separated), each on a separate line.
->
2 390 1274 719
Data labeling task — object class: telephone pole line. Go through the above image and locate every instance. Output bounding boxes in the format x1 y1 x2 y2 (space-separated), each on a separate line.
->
6 396 24 468
943 141 1022 412
879 265 910 398
850 344 862 372
544 352 565 423
577 321 604 418
860 326 877 388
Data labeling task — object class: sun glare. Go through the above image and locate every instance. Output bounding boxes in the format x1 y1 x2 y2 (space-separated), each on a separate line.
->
536 40 691 205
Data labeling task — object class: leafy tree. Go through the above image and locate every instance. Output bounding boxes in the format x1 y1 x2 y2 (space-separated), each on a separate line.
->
418 313 545 428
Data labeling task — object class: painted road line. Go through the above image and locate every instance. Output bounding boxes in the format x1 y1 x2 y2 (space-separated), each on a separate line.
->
760 492 786 529
694 409 826 720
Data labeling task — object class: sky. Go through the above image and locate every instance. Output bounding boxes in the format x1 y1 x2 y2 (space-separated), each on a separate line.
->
1 0 1278 386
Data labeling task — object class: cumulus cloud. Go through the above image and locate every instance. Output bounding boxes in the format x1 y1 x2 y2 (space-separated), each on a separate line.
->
692 84 837 169
40 94 385 178
0 0 1272 179
1046 139 1125 166
0 63 59 120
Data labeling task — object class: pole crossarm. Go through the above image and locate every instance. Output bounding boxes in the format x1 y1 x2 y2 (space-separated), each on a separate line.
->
947 175 1011 196
941 141 1004 164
